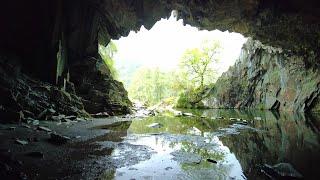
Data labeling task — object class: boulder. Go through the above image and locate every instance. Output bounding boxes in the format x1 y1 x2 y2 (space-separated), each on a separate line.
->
70 58 132 115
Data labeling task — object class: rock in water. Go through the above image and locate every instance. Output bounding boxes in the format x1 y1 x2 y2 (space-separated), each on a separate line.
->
262 163 303 179
173 111 182 117
182 112 193 117
26 118 39 125
147 123 162 128
188 127 201 136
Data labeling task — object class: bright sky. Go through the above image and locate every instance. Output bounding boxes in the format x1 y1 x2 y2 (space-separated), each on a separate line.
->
113 15 247 76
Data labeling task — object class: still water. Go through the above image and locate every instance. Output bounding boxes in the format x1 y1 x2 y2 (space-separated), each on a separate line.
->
99 109 320 180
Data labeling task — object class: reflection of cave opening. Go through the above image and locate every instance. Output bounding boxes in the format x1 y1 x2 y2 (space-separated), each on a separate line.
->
99 11 246 107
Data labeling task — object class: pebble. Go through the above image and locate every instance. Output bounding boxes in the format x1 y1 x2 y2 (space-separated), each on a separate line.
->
15 139 28 145
147 123 162 128
37 126 52 132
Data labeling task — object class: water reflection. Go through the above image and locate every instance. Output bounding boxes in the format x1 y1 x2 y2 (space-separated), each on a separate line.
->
100 109 320 180
113 134 245 180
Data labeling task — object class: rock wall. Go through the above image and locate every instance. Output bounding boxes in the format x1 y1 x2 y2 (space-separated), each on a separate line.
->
213 38 320 112
70 57 132 115
0 55 89 123
0 0 320 117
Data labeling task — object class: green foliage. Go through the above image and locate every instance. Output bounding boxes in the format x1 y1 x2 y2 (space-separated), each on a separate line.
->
128 67 180 105
175 89 205 109
99 41 118 79
174 40 221 109
127 40 222 108
180 40 221 90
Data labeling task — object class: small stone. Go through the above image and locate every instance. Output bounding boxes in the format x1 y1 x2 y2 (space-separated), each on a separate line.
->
15 139 28 145
65 115 77 120
76 118 86 122
182 112 193 117
165 167 173 170
217 116 224 119
173 111 183 117
48 108 56 114
188 127 201 135
229 118 237 121
49 133 71 145
26 118 39 125
236 121 248 125
37 126 52 132
51 116 61 121
147 123 162 128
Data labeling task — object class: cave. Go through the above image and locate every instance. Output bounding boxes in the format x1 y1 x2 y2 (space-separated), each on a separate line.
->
0 0 320 179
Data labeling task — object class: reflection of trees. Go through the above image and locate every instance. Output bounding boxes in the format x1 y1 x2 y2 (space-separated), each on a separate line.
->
180 141 225 160
169 140 231 179
128 115 230 135
220 111 320 179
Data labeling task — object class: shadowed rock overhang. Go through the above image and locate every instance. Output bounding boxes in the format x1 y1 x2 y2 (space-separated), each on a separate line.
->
0 0 319 114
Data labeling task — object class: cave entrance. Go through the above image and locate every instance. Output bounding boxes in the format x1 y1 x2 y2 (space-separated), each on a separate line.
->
99 12 246 108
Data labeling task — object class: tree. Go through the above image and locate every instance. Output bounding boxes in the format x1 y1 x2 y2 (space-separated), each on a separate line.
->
180 40 221 90
98 41 118 78
128 67 183 105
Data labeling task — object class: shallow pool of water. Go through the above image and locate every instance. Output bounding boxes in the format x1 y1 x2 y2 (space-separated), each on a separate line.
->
98 109 320 180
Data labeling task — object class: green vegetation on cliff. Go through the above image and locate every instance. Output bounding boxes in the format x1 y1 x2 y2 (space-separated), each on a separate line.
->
99 41 118 79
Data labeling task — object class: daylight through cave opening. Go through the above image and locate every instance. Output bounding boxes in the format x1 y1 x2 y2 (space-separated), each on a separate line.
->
99 13 246 108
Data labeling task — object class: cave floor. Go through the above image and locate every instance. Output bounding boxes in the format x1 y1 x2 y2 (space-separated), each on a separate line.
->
0 109 319 180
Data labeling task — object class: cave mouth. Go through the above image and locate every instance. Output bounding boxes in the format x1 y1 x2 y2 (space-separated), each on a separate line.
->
1 1 320 179
99 13 246 107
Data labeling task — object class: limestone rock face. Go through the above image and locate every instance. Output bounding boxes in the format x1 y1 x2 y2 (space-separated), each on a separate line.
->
213 38 320 112
70 57 132 115
0 55 88 122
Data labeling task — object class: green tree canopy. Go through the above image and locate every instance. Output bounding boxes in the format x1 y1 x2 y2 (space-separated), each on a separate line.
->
180 40 221 89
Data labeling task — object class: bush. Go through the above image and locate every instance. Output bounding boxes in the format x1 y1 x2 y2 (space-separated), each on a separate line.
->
175 90 205 109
